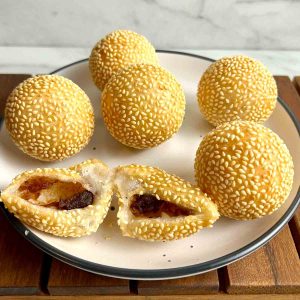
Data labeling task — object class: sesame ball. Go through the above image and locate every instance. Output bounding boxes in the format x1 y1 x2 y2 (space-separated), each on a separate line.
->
5 75 94 161
197 55 277 126
101 64 186 149
89 30 158 91
115 164 219 241
194 121 294 220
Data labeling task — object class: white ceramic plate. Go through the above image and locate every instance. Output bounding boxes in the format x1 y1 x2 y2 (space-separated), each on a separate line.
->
0 51 299 280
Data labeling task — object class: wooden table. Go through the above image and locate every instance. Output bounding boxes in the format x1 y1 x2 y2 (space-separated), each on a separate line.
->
0 74 299 299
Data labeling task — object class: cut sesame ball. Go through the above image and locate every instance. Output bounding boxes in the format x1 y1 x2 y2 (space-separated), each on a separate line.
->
89 30 158 91
197 55 277 126
0 161 114 237
115 164 219 241
194 121 294 220
101 64 186 149
5 75 94 161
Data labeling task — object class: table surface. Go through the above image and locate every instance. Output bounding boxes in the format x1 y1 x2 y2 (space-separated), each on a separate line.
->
0 50 299 299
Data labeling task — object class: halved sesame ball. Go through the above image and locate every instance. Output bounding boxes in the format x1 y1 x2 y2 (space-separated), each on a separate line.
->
115 164 219 241
101 64 186 149
5 75 94 161
194 121 294 220
0 160 114 237
197 55 277 126
89 30 158 91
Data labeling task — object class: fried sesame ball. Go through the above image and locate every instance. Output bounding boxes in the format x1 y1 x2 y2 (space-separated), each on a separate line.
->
5 75 94 161
101 64 186 149
197 55 277 126
0 165 112 237
89 30 158 91
115 164 219 241
194 121 294 220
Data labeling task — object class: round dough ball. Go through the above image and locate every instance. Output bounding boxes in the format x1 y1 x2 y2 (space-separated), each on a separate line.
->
194 120 294 220
101 64 185 149
5 75 94 161
89 30 158 91
197 55 277 126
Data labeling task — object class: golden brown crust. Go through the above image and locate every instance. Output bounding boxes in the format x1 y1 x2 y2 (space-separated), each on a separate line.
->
194 121 294 220
89 30 158 91
197 55 277 126
115 164 219 241
5 75 94 161
101 64 186 149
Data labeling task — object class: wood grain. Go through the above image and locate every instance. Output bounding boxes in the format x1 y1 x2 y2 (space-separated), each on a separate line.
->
47 258 130 295
0 212 44 295
0 74 30 116
293 77 300 102
275 76 300 119
0 294 299 300
225 225 300 294
137 271 219 295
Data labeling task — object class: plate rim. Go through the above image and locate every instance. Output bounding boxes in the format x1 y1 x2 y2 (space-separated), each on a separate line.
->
0 50 299 280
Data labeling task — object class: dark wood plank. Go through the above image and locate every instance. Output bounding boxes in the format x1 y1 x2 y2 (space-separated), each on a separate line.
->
0 295 298 300
275 76 300 119
289 208 300 256
0 74 30 116
226 226 300 294
137 271 219 295
47 258 130 295
290 77 300 256
293 76 300 104
0 212 44 295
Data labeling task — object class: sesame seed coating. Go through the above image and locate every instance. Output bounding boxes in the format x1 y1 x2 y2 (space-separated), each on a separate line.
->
0 165 112 237
115 164 219 241
197 55 277 126
101 64 186 149
194 121 294 220
5 75 95 161
89 30 158 91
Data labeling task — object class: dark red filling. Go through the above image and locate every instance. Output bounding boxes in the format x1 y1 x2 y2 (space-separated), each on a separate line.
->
130 194 193 218
58 190 94 210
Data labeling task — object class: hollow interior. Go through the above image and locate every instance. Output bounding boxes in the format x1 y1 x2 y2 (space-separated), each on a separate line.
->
130 194 194 218
17 176 94 210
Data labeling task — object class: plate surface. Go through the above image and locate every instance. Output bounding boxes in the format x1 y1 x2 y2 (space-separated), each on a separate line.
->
0 51 299 280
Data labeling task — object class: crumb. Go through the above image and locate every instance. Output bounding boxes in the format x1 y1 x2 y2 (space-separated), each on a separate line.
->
25 230 29 236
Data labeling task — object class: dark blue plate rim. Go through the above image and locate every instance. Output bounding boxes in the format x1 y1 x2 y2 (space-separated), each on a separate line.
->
0 50 299 279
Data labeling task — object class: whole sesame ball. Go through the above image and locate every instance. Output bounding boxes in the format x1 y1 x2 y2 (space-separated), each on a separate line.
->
101 64 185 149
89 30 158 91
194 121 294 220
197 55 277 126
5 75 94 161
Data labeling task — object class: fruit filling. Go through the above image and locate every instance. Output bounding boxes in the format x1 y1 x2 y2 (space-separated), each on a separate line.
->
130 194 194 218
18 176 94 210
